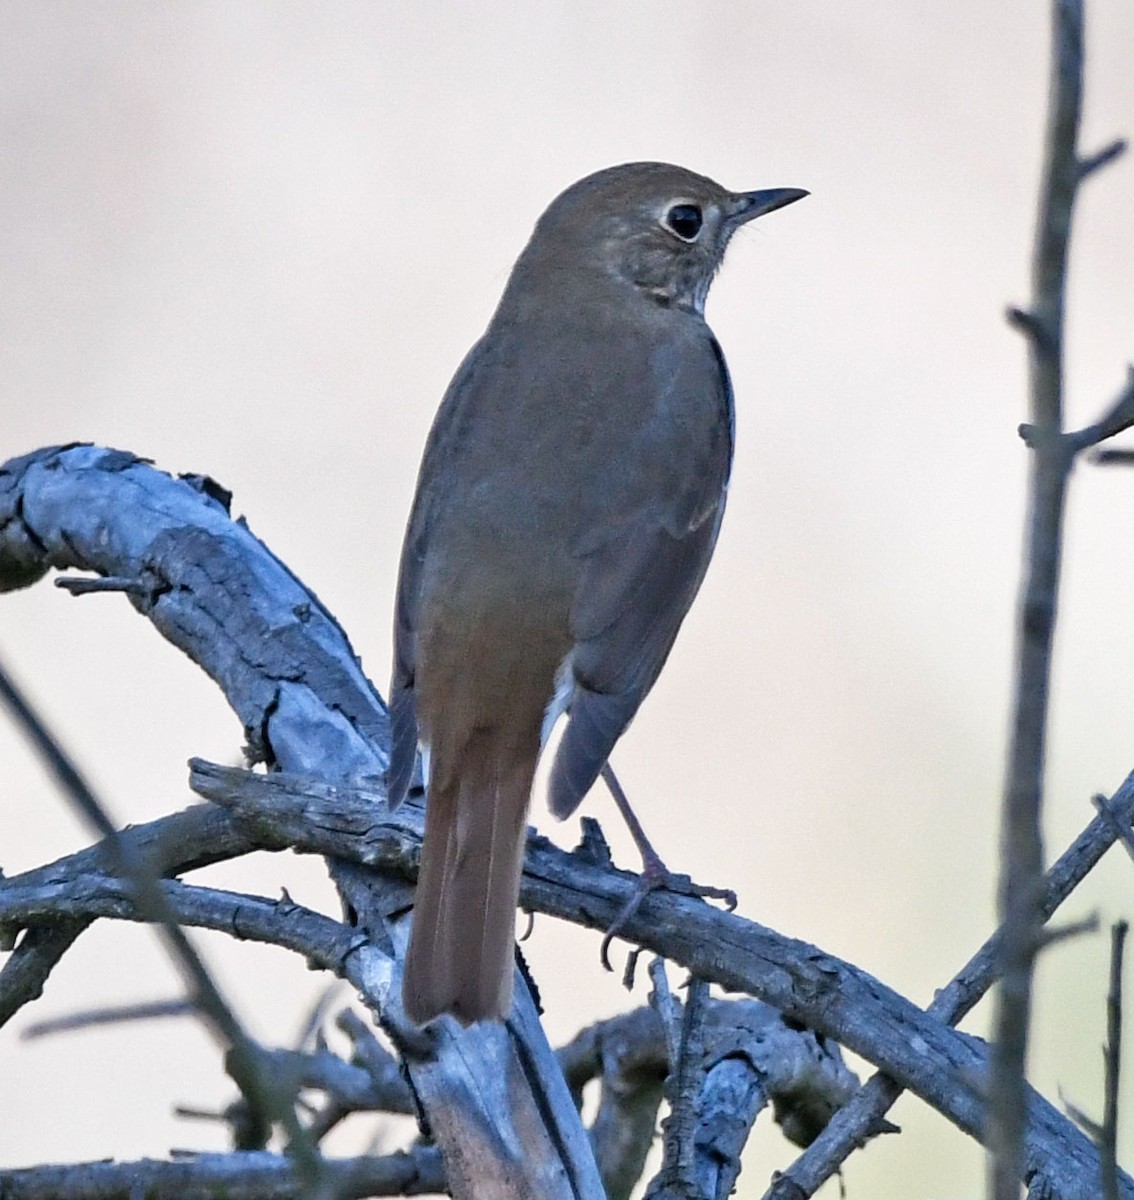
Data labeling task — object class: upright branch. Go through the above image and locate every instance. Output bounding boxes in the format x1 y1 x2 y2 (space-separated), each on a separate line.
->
1102 921 1128 1200
992 1 1085 1195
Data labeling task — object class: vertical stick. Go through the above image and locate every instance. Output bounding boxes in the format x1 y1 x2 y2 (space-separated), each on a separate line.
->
1102 920 1127 1200
990 2 1084 1197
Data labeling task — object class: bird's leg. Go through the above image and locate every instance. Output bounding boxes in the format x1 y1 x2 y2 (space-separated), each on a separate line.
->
598 763 737 971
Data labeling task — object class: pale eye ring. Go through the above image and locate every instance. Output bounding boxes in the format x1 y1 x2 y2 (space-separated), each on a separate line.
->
663 203 703 242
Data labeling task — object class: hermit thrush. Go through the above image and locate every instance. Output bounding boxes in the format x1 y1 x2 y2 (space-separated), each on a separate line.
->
387 162 806 1023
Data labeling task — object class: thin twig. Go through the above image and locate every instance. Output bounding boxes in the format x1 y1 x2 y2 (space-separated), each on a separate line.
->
1061 367 1134 453
1102 920 1127 1200
54 574 149 597
1062 1084 1102 1140
648 958 683 1068
1038 912 1099 949
992 3 1084 1195
1078 137 1128 179
1006 305 1058 355
294 983 344 1052
21 997 193 1039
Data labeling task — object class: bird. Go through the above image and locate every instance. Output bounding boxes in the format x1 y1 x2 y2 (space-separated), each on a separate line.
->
387 162 806 1025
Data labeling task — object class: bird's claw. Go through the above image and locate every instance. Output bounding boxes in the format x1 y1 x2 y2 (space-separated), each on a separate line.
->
599 862 738 972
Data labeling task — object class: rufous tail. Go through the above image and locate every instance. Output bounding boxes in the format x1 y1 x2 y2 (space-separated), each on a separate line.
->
403 735 535 1024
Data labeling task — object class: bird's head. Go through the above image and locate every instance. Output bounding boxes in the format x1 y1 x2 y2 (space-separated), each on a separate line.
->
516 162 807 316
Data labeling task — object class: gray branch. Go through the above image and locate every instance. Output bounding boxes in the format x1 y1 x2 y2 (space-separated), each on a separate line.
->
0 1149 445 1199
0 444 389 779
557 998 853 1200
993 1 1128 1194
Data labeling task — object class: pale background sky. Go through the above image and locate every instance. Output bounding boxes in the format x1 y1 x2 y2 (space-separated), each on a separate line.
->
2 3 1133 1196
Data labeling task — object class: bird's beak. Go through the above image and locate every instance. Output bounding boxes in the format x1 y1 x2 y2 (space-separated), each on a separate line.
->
733 187 809 222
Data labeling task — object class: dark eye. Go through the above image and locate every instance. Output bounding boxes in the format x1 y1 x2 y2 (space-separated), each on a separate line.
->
664 203 703 241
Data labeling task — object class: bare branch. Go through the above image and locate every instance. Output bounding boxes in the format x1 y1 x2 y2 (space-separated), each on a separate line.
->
647 976 710 1199
1060 367 1134 453
1102 921 1127 1200
1057 918 1129 1200
1078 137 1128 179
4 731 1133 1200
0 802 259 1030
0 443 391 779
259 1046 411 1115
336 1009 415 1115
558 998 856 1200
0 877 361 978
21 997 193 1039
196 763 1134 1199
993 2 1088 1194
0 921 92 1028
0 750 1129 1198
0 1148 446 1199
183 764 1134 1195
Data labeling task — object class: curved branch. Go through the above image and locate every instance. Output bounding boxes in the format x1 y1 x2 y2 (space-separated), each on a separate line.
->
0 443 389 777
0 802 262 1029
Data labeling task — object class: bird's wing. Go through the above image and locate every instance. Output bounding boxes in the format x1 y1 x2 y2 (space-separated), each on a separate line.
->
387 340 486 809
547 334 734 818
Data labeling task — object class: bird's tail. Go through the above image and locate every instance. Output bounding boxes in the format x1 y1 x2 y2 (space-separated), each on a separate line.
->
403 733 535 1024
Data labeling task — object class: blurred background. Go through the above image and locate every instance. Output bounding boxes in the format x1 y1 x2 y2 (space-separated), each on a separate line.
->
2 2 1133 1195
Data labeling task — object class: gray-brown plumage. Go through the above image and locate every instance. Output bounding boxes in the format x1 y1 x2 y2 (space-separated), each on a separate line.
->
387 162 806 1024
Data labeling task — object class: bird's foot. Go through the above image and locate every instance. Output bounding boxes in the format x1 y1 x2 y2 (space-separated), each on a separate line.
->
599 850 737 971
